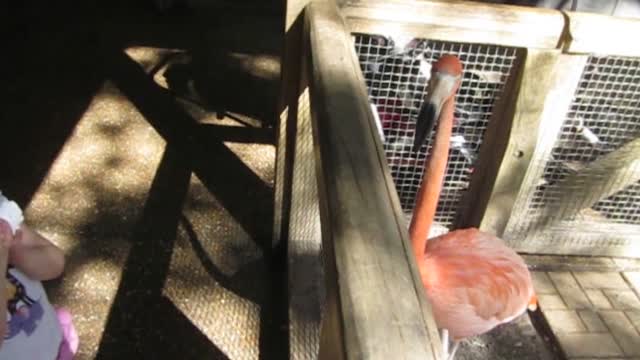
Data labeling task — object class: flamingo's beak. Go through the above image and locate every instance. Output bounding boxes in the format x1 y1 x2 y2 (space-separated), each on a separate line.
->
412 71 460 152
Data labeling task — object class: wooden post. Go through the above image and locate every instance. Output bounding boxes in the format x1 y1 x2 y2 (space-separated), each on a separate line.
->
499 54 590 250
457 50 548 235
456 49 580 237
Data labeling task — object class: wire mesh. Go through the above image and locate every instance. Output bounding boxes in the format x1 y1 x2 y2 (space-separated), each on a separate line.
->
287 88 325 359
526 55 640 224
353 33 518 234
592 180 640 224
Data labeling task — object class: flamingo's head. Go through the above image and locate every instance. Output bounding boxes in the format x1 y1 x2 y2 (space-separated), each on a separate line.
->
412 55 463 152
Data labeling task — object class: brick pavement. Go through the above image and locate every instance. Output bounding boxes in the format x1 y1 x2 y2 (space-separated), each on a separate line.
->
534 270 640 359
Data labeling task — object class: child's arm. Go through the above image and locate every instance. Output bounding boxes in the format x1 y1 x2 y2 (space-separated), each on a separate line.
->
9 223 65 281
0 193 64 281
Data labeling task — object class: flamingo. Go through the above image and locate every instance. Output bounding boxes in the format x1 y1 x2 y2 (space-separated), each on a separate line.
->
409 55 537 360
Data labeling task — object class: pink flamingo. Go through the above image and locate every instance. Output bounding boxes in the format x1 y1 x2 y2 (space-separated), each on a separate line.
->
409 55 537 359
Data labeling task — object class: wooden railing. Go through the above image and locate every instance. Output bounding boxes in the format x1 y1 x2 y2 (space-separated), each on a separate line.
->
306 1 441 358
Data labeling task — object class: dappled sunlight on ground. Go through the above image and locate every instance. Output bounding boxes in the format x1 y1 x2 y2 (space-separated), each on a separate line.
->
26 81 166 239
21 81 167 358
20 73 277 358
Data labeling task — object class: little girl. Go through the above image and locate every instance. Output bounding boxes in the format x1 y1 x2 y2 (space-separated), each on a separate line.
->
0 192 78 359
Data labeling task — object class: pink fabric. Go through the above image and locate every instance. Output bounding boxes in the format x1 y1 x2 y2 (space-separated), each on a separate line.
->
56 308 78 360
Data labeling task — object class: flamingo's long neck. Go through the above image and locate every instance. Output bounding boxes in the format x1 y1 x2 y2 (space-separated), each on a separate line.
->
409 97 455 262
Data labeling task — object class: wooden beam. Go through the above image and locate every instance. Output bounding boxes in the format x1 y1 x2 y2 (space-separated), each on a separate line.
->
454 48 524 232
306 1 441 359
563 11 640 57
540 137 640 222
342 0 565 49
513 220 640 258
498 54 592 254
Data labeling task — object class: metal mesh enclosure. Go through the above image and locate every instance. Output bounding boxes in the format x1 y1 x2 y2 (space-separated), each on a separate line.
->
504 55 640 256
352 33 518 234
287 88 326 359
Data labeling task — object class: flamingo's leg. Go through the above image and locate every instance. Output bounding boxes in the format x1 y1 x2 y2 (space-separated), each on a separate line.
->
447 340 460 360
440 329 450 358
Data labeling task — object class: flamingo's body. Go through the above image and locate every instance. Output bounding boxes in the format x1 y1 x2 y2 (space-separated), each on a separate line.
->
409 55 536 357
420 228 536 340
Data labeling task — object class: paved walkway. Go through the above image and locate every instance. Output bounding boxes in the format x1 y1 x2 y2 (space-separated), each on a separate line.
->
534 269 640 359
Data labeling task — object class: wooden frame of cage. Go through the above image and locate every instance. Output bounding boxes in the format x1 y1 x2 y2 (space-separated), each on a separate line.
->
276 0 640 358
